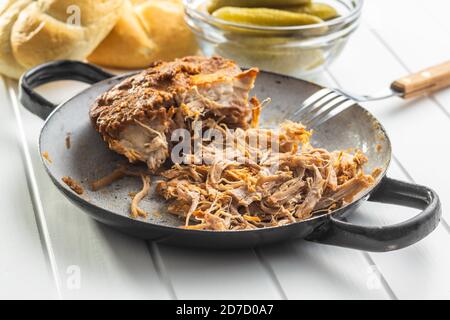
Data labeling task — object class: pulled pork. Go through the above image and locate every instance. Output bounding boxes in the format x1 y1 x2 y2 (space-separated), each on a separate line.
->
90 55 376 229
157 120 375 230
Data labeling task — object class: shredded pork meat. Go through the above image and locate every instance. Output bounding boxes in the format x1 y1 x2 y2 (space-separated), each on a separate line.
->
156 120 375 230
131 175 151 219
90 56 376 229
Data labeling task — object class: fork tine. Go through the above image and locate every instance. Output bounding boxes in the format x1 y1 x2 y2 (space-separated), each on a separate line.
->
306 99 357 129
293 91 340 121
299 95 347 124
293 88 333 117
292 87 359 129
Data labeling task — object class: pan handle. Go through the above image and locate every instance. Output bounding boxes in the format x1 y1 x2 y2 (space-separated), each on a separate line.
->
19 60 114 120
307 177 441 252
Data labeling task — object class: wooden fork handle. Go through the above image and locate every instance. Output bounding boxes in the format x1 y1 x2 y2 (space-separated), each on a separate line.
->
391 60 450 99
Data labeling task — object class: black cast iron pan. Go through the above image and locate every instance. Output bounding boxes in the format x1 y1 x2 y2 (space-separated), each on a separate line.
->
19 60 442 251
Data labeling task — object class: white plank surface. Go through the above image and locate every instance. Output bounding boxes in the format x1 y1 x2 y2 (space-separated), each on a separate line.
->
330 1 450 226
258 241 390 300
326 1 450 299
327 21 450 225
8 82 171 299
156 245 283 300
415 0 450 122
256 72 391 300
351 160 450 299
2 0 450 300
0 78 55 299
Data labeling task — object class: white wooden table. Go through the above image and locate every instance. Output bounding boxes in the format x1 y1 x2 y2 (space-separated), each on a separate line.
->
2 0 450 300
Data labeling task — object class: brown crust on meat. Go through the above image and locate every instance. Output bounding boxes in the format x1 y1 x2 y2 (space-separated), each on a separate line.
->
90 56 241 141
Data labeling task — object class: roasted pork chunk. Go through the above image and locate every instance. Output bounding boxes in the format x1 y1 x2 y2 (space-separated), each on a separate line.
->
90 56 376 229
90 56 259 171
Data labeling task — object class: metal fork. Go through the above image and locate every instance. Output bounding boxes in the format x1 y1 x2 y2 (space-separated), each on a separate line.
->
292 60 450 129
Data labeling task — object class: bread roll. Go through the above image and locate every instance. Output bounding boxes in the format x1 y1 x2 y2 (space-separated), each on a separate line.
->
0 0 32 79
0 0 124 79
88 0 199 69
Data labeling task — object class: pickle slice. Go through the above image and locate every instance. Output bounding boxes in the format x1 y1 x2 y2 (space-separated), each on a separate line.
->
287 3 338 20
207 0 311 13
212 7 323 26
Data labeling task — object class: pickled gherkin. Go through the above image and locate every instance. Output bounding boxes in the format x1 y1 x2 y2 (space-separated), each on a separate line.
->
207 0 312 13
287 3 338 20
201 0 342 76
212 7 323 26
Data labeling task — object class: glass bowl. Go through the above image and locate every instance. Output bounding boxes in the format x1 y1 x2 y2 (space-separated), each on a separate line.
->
184 0 363 77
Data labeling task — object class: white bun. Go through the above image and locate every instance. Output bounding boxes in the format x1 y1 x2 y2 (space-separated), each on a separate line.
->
88 0 199 69
0 0 124 79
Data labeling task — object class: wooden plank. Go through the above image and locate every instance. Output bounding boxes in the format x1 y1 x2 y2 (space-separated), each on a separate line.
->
258 241 391 299
156 245 283 300
349 160 450 299
362 0 450 223
413 0 450 120
10 81 171 299
256 72 391 300
326 8 450 298
327 22 450 224
413 0 450 37
0 78 56 299
365 0 450 119
364 0 450 72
